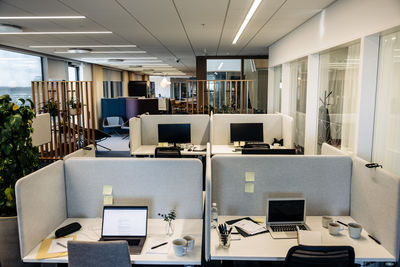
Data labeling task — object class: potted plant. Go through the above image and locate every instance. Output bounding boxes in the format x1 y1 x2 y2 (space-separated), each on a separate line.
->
158 209 176 236
69 98 82 116
43 98 58 117
0 94 39 266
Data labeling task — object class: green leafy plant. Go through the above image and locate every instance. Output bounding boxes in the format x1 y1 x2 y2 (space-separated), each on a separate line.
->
158 209 176 223
69 98 82 109
0 94 39 216
43 98 58 117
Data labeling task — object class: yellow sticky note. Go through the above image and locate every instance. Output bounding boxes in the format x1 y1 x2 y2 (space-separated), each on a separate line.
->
234 141 240 147
245 183 254 193
103 185 112 195
104 195 113 205
240 141 246 147
245 172 255 182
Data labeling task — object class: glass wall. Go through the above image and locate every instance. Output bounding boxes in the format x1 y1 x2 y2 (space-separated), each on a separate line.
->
290 58 308 153
0 49 42 103
273 65 282 113
103 69 123 98
317 43 361 154
372 30 400 176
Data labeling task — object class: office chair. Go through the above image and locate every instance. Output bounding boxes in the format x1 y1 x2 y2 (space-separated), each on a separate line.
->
102 116 124 136
284 245 355 267
68 240 131 267
154 147 181 158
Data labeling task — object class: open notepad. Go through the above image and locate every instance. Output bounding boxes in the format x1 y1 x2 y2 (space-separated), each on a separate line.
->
231 219 267 236
36 235 76 259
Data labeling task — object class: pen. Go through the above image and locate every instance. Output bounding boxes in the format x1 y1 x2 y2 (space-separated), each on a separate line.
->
337 220 348 227
368 234 381 245
151 242 168 250
56 242 67 248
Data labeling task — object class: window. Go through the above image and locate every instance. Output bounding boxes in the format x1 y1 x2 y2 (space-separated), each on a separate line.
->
290 58 308 153
317 43 361 154
372 30 400 176
0 49 42 103
273 65 282 113
103 69 123 98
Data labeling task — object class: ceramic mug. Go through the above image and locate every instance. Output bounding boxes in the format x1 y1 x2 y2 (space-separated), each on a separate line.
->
322 216 333 228
183 235 195 251
328 222 344 235
172 238 187 257
348 223 362 239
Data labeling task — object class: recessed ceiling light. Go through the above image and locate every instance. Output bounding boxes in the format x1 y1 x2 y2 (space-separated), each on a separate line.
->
30 45 136 48
67 48 92 54
232 0 262 44
0 31 112 35
0 16 85 19
81 57 158 60
0 24 22 32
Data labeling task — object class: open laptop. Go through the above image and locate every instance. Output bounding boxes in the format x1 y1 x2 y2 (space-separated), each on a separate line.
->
99 206 148 255
266 198 309 239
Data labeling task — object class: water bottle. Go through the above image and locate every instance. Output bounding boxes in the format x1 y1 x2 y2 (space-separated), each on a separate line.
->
211 202 218 229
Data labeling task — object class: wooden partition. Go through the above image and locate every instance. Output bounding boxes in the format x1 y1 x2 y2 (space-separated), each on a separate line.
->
31 81 95 160
185 80 255 114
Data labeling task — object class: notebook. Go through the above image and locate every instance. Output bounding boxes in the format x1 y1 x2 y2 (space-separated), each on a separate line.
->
266 198 309 239
99 206 148 255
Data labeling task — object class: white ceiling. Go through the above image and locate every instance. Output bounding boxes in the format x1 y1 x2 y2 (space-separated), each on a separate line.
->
0 0 336 76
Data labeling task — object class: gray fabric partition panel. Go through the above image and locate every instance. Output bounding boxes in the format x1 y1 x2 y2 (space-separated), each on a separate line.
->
140 115 210 145
211 155 352 216
351 157 400 260
15 160 67 258
212 114 282 145
64 158 203 219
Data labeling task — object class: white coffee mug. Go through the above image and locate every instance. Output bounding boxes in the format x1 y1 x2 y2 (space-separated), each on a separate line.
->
322 216 333 228
348 223 362 239
328 222 344 235
183 235 195 251
173 238 187 257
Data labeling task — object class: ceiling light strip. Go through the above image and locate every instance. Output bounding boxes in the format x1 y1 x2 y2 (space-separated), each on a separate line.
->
232 0 262 44
0 31 112 35
0 16 85 19
54 51 146 54
30 45 136 48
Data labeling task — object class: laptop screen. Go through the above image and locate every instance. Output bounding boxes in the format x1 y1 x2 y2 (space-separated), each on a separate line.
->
102 206 148 237
267 198 305 224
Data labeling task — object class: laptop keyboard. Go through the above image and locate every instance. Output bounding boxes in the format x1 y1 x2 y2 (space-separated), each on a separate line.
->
270 224 307 232
127 239 140 246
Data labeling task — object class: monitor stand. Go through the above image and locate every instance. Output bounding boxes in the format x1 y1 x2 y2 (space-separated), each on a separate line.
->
172 143 184 151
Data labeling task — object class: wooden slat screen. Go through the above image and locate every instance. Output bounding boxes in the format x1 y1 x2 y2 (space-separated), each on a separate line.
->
31 81 95 160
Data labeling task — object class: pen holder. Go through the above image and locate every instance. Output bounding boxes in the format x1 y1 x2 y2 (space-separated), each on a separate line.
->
217 231 231 248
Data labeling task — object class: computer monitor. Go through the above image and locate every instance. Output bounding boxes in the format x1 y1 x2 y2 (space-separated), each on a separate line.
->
158 123 191 146
230 123 263 143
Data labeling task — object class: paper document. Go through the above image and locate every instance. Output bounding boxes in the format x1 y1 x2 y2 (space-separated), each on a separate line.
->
146 236 170 254
297 230 322 245
48 237 73 253
36 235 76 259
232 219 266 235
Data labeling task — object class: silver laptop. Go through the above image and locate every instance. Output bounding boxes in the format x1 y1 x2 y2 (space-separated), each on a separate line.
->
99 206 148 254
266 198 309 239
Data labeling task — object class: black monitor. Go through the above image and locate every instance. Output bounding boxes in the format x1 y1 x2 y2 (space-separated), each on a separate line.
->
230 123 263 143
158 124 191 146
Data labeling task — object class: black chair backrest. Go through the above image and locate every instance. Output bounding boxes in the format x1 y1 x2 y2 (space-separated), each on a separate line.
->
242 148 296 155
284 245 355 267
155 147 182 158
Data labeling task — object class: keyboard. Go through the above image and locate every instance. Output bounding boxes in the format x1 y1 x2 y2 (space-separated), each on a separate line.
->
270 224 308 232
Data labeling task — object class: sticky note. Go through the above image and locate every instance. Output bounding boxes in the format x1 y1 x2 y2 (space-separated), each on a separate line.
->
104 195 113 205
240 141 246 147
158 142 168 147
103 185 112 195
245 183 254 193
253 218 264 224
234 141 240 147
245 172 255 182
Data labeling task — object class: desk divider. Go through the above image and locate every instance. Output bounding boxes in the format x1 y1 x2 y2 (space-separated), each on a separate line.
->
205 143 212 261
129 117 141 154
15 160 67 259
351 157 400 260
211 155 352 216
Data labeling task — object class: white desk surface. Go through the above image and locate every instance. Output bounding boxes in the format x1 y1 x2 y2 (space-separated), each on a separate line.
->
24 218 203 265
211 145 285 155
132 145 207 156
210 216 395 264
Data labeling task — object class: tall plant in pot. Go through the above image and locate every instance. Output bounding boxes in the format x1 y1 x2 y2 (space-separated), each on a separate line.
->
0 94 39 266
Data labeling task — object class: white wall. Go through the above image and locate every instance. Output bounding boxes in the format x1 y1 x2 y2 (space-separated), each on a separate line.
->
48 59 67 81
269 0 400 67
150 76 171 98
